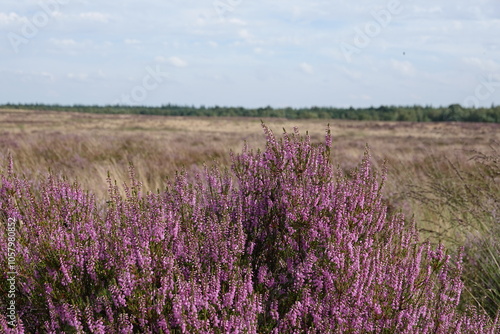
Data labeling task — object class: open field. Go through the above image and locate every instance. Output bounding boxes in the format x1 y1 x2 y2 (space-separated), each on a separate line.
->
1 108 498 192
1 109 499 331
1 109 499 231
1 109 499 235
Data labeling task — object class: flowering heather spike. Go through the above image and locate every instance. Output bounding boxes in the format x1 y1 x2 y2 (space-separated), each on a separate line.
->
0 125 498 333
7 152 14 177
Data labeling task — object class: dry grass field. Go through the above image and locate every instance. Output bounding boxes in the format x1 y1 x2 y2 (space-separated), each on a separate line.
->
1 108 499 236
1 108 499 318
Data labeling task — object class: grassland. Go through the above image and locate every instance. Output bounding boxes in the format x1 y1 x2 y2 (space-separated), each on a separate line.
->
1 108 499 326
1 108 498 213
2 108 499 245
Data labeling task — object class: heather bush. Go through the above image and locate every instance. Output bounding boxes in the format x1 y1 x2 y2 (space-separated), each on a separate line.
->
0 125 498 333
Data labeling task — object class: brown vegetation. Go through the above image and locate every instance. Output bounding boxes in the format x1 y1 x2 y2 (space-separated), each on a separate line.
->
1 108 498 229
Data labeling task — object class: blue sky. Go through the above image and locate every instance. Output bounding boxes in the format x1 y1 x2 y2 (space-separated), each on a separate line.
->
1 0 499 108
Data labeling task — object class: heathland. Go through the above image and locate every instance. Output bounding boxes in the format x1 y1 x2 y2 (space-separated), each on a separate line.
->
0 108 499 332
1 108 498 208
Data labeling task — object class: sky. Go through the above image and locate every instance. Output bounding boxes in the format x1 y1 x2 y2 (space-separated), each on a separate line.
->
1 0 499 108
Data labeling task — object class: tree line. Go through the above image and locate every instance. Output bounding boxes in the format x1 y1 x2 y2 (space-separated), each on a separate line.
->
1 103 499 123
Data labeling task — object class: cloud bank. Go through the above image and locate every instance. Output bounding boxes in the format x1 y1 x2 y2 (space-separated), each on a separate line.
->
1 0 499 108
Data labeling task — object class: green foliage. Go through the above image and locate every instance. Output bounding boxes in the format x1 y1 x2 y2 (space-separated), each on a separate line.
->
1 103 499 123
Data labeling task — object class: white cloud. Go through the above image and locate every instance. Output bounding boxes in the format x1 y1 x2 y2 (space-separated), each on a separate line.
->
227 18 247 26
67 72 89 81
50 38 78 47
349 94 372 101
339 66 362 80
252 47 275 56
78 12 110 23
413 6 443 14
299 62 314 75
5 70 56 84
156 56 188 68
391 60 416 76
238 29 253 40
462 57 500 72
124 39 141 45
0 12 28 25
51 11 64 19
39 11 110 23
168 57 188 68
